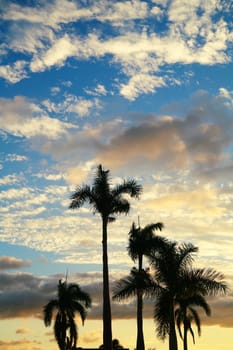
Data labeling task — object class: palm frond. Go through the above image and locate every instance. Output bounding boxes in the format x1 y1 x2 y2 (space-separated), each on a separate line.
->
68 284 92 308
68 317 78 348
69 185 94 209
112 179 142 198
72 301 87 325
112 274 138 301
43 300 59 326
189 268 228 296
188 307 201 336
143 222 164 232
154 292 170 340
177 243 198 271
111 198 130 215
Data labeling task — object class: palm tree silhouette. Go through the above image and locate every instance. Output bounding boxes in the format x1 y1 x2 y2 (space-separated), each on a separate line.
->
113 222 165 350
69 164 142 350
175 294 211 350
43 279 91 350
150 241 227 350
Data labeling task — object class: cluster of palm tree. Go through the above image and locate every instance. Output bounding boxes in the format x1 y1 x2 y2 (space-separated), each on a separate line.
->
113 224 227 350
43 164 228 350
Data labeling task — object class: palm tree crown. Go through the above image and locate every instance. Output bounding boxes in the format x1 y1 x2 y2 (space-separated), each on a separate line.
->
43 279 91 350
149 240 228 350
69 164 142 350
69 165 142 222
128 222 164 268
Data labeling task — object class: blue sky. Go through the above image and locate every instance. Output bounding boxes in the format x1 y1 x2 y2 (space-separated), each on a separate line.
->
0 1 233 349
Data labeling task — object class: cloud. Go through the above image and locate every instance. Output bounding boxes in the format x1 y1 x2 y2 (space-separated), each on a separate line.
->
5 154 28 162
1 0 232 99
67 98 101 117
0 267 232 328
30 34 77 72
97 114 229 170
34 172 64 182
0 174 23 186
16 328 29 334
0 257 31 270
0 339 41 350
85 84 107 97
0 272 101 320
42 94 101 118
0 96 77 139
3 0 149 27
120 73 166 100
80 330 102 345
0 61 28 83
24 89 233 186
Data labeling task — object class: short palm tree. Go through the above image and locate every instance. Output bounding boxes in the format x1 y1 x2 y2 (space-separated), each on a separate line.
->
113 266 156 348
43 279 91 350
69 164 142 350
150 241 227 350
175 294 211 350
126 222 164 350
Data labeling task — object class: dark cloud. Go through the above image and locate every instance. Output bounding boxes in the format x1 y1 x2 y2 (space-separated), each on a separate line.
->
0 270 232 328
0 256 31 270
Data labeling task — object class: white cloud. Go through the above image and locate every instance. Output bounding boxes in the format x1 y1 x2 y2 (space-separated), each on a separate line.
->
50 86 60 95
0 61 28 83
1 0 232 100
85 84 107 96
43 94 101 118
0 174 21 186
4 0 149 27
67 98 101 117
120 73 166 100
34 173 64 181
218 88 233 107
5 154 28 162
0 96 77 139
30 34 77 72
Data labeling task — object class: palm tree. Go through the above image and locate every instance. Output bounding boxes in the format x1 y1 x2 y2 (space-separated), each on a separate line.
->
43 279 91 350
113 267 156 347
175 294 211 350
126 222 164 350
69 164 142 350
150 241 227 350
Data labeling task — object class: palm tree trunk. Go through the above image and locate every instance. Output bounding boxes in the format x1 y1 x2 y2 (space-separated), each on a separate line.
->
169 299 178 350
102 217 113 350
183 323 188 350
136 254 145 350
136 290 145 350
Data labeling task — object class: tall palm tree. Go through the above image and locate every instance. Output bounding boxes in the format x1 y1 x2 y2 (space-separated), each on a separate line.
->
150 241 227 350
126 222 164 350
43 279 91 350
175 294 211 350
69 164 142 350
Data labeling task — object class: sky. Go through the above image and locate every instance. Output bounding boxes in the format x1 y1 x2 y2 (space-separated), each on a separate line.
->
0 0 233 349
